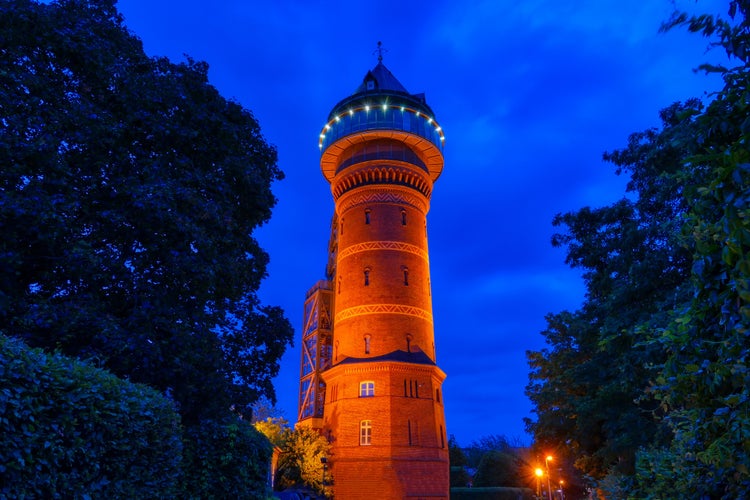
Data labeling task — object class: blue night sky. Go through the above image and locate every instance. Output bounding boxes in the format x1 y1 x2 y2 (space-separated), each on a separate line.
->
117 0 726 446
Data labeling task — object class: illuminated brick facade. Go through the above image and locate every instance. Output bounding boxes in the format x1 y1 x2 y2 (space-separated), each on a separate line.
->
299 58 448 499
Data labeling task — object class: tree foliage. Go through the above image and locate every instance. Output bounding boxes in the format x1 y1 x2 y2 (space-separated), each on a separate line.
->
473 451 522 488
181 418 273 499
0 334 182 498
0 0 292 424
527 1 750 497
526 99 701 479
268 425 332 497
449 434 472 488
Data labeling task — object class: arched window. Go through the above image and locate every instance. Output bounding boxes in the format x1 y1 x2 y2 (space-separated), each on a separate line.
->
406 334 413 353
402 266 409 286
401 209 407 226
364 334 371 354
360 420 372 445
365 209 371 225
364 268 370 286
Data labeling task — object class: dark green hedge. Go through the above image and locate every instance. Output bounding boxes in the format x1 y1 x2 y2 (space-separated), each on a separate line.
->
0 334 182 498
450 486 536 500
181 418 273 499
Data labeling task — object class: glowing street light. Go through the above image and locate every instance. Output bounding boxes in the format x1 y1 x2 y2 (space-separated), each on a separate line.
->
534 468 543 498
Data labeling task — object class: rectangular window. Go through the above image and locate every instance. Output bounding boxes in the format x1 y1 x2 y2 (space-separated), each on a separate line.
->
359 381 374 397
360 420 372 445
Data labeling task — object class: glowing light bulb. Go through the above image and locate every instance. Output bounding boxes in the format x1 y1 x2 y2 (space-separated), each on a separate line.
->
400 106 405 112
325 124 330 130
365 105 370 112
349 109 354 116
382 104 387 111
435 126 441 132
335 115 340 122
427 117 433 124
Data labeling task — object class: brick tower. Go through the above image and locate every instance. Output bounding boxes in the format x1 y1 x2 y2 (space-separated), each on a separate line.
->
298 52 448 499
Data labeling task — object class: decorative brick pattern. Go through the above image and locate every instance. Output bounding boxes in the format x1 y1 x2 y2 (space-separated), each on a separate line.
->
334 303 433 324
338 240 429 262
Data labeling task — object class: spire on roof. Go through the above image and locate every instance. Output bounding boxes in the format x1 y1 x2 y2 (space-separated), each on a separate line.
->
373 40 388 63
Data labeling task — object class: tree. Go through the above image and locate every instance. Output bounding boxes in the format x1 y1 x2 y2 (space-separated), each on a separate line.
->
448 434 471 488
528 1 750 497
630 3 750 497
274 427 331 497
472 450 522 488
0 0 292 424
526 100 702 481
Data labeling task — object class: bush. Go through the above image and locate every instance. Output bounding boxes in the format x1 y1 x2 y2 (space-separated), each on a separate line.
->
0 334 182 498
181 418 273 499
450 487 536 500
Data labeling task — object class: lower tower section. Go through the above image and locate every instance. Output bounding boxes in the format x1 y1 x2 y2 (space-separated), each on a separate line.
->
322 359 448 499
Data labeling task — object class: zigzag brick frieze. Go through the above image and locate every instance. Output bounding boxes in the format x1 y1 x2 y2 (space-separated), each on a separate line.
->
334 303 433 324
336 187 429 214
338 240 429 261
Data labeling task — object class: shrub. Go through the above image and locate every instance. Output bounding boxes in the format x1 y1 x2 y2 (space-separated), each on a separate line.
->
181 418 273 499
0 334 182 498
450 487 536 500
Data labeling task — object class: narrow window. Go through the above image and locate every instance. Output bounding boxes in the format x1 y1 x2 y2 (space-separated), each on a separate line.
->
415 381 419 398
404 379 407 397
360 420 372 445
364 268 370 286
406 334 412 353
440 425 445 448
337 277 341 294
402 267 409 286
401 209 407 226
359 381 374 397
335 340 339 361
364 334 371 354
365 209 371 225
436 388 441 403
340 218 344 235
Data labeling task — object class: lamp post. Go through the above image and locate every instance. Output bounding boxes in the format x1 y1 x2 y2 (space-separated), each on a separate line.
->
559 479 565 500
534 468 543 499
545 456 553 500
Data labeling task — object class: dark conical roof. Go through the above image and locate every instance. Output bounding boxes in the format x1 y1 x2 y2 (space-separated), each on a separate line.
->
353 62 409 94
326 61 434 121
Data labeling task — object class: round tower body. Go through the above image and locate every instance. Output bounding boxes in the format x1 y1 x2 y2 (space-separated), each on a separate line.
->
316 62 449 499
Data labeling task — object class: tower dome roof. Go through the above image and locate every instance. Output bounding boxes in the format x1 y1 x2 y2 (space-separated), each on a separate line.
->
319 59 445 182
326 61 435 121
353 61 408 94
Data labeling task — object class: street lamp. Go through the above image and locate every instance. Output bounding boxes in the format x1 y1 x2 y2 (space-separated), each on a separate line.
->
545 456 553 500
559 479 565 500
534 468 543 499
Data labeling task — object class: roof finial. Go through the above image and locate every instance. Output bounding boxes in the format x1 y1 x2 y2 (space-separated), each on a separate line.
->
374 41 387 63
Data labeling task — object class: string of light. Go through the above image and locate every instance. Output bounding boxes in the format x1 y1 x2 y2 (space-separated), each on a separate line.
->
319 103 445 149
